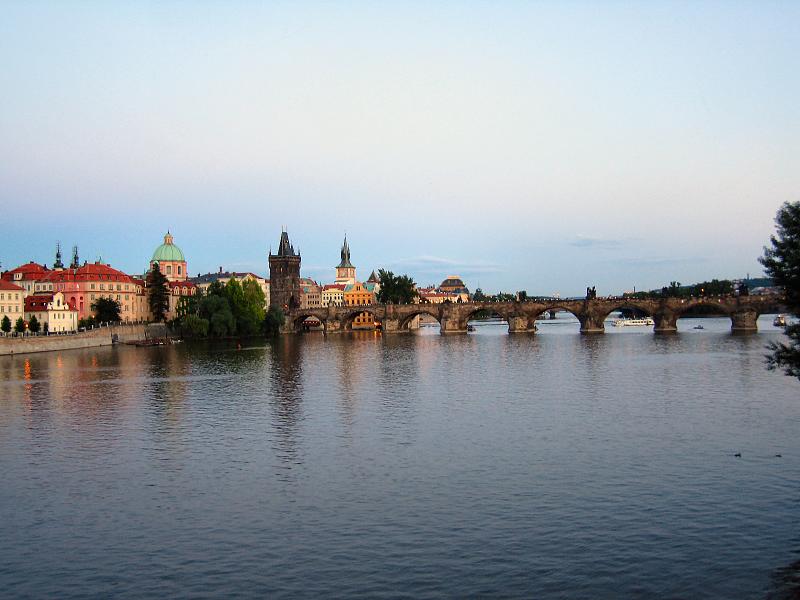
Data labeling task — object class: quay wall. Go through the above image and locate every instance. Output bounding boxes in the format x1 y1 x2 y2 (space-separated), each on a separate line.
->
0 324 151 356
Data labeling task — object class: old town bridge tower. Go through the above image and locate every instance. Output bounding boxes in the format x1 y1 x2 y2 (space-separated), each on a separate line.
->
269 230 301 310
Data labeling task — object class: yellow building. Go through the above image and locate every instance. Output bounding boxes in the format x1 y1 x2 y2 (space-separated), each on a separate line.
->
322 284 345 307
344 282 376 329
0 281 25 328
24 291 79 332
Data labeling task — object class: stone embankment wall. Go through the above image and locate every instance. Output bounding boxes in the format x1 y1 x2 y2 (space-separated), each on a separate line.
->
0 324 153 356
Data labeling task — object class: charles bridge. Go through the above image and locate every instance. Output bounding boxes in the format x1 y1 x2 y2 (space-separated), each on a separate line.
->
283 294 785 335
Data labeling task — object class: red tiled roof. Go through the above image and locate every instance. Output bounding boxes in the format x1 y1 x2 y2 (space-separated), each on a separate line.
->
0 280 25 291
1 262 49 281
168 281 196 289
323 284 346 291
41 262 135 284
25 295 53 311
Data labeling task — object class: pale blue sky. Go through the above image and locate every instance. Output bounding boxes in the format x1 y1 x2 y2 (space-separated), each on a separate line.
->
1 1 798 295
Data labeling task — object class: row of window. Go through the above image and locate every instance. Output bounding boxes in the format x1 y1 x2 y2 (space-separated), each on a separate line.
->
0 305 22 313
0 293 21 301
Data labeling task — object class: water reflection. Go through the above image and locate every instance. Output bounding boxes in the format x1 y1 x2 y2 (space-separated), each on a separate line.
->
0 326 798 599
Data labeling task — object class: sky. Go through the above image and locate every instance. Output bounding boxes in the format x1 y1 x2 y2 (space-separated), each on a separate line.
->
1 1 798 296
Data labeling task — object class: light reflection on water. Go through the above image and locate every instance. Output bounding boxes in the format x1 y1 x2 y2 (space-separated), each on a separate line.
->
0 317 798 599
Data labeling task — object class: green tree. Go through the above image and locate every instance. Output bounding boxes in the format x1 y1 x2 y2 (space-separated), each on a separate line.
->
200 294 236 337
180 314 209 338
14 317 25 333
263 305 284 337
92 297 122 322
28 315 40 333
760 201 800 379
377 269 418 304
242 278 266 333
147 262 170 322
1 315 11 333
473 288 487 302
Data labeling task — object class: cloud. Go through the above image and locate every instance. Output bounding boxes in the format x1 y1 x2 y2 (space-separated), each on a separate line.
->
387 255 504 276
614 256 708 267
569 235 631 249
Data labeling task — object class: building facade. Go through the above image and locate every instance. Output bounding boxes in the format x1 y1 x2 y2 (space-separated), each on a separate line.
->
0 281 25 328
24 292 78 332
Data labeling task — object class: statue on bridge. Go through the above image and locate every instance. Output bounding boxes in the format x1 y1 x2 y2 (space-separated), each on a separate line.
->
586 286 597 299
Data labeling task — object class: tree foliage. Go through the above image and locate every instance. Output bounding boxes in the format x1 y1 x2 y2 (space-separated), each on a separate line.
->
760 201 800 379
377 269 417 304
1 315 11 333
14 317 25 333
92 297 121 322
147 262 170 323
28 315 40 333
263 306 285 337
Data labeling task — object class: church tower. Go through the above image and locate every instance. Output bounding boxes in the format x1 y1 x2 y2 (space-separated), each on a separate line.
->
269 230 302 309
335 236 356 285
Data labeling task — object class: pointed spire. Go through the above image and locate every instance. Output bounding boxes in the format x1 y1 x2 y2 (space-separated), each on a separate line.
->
70 245 79 269
337 234 354 268
54 242 64 269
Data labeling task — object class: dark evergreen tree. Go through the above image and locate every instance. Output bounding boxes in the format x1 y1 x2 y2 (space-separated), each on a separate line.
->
147 262 170 323
14 317 25 333
92 297 122 322
760 201 800 379
1 315 12 333
28 315 40 333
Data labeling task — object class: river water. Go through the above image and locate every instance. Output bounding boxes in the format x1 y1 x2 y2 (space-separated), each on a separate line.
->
1 315 799 599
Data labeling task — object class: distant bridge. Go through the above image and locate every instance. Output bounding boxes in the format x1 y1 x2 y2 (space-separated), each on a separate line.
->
284 295 786 334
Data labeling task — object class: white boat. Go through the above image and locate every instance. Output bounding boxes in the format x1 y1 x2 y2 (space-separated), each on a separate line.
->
613 317 655 327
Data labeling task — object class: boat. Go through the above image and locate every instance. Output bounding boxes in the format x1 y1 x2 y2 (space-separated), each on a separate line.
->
693 325 704 330
467 324 475 332
774 314 787 327
613 317 655 327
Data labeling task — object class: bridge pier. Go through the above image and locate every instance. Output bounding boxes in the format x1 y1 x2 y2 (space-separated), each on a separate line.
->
440 317 468 334
508 315 536 333
653 312 678 334
382 318 403 333
731 310 758 333
578 315 605 335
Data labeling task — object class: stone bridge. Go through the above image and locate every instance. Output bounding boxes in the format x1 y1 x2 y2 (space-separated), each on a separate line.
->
284 295 786 334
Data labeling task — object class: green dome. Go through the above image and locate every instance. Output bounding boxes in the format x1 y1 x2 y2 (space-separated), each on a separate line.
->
151 232 185 262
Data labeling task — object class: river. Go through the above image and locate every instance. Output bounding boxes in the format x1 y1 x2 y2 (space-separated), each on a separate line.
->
1 315 798 598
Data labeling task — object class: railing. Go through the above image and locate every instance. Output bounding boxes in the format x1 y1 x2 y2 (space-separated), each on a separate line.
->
0 320 150 338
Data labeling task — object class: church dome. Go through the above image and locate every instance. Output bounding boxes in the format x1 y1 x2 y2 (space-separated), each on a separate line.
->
151 232 185 262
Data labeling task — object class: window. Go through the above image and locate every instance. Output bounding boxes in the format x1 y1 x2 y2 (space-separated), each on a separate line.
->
177 266 182 275
90 283 95 290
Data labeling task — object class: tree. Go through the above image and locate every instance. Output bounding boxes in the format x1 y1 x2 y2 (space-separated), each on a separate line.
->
242 278 266 333
1 315 11 333
14 317 25 333
377 269 418 304
28 315 40 333
200 294 236 337
92 297 121 322
180 314 209 338
263 305 284 337
760 201 800 379
147 262 170 322
473 288 487 302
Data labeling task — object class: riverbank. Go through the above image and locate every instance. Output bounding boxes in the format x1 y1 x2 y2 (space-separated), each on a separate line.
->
0 323 156 356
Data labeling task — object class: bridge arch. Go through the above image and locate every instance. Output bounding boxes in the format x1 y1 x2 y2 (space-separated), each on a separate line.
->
292 312 327 332
341 307 382 331
397 307 442 331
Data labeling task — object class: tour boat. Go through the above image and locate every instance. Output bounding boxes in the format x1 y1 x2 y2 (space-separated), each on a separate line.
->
773 314 787 327
613 317 655 327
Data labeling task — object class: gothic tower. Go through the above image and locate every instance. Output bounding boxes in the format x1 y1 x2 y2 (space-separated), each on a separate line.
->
335 235 356 284
268 230 302 309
